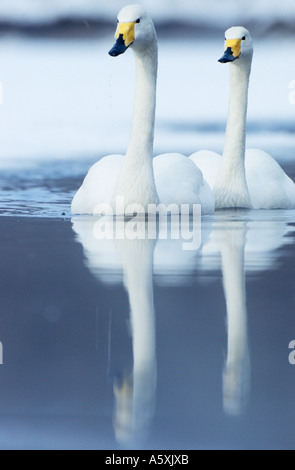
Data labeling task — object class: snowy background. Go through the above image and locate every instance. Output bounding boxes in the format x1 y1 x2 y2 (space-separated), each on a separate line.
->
0 0 294 165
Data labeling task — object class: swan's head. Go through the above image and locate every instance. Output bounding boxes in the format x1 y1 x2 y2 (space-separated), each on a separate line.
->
218 26 253 63
109 4 156 57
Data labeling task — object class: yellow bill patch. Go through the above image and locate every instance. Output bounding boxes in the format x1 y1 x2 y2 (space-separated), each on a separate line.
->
225 39 242 59
115 21 136 48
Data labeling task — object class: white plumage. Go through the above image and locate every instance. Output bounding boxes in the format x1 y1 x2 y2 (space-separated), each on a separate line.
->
71 4 214 216
190 26 295 210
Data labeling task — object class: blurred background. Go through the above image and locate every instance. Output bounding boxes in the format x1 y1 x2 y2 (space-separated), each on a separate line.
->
0 0 294 164
1 0 295 38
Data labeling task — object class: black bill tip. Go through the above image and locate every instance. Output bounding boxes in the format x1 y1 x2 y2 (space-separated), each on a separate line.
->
218 47 237 63
108 34 128 57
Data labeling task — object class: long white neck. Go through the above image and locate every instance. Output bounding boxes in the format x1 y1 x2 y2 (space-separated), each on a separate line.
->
114 40 159 213
128 45 157 162
214 57 252 209
219 223 250 415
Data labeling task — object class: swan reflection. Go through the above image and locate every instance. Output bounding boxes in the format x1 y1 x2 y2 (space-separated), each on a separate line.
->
72 210 295 441
72 215 203 447
73 217 157 446
200 210 295 416
72 214 206 286
217 220 250 415
111 222 157 446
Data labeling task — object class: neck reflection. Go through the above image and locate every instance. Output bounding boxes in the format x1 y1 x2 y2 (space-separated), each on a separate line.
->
218 220 250 415
111 221 157 446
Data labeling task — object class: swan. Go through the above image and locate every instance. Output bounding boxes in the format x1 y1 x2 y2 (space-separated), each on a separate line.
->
71 4 214 216
190 26 295 210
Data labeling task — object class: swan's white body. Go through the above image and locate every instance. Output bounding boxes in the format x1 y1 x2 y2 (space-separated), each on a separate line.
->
71 4 214 216
191 148 295 210
153 152 214 214
190 26 295 210
72 152 215 215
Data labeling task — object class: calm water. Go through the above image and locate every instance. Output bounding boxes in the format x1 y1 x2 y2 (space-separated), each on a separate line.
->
0 158 295 450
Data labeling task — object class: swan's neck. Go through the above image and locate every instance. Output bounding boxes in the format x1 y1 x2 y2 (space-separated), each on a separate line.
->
214 58 252 209
114 41 159 212
128 46 157 162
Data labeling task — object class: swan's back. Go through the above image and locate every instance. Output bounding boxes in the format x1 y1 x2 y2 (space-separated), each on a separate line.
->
71 152 216 215
245 149 295 209
71 154 124 214
190 148 295 210
190 150 222 190
154 152 215 214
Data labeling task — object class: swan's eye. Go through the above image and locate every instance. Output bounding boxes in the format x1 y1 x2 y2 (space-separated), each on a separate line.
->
136 18 140 23
242 36 246 40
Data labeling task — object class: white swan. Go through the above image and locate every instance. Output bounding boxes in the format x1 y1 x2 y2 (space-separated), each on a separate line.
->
190 26 295 210
71 4 214 216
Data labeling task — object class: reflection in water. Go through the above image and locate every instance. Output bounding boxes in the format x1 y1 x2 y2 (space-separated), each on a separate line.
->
217 221 250 416
73 217 157 447
72 215 208 286
200 210 295 273
200 211 295 416
72 215 205 447
111 224 157 446
72 210 295 444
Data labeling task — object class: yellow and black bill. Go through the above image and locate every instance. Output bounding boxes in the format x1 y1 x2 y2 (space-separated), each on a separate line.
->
109 21 136 57
218 39 242 63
